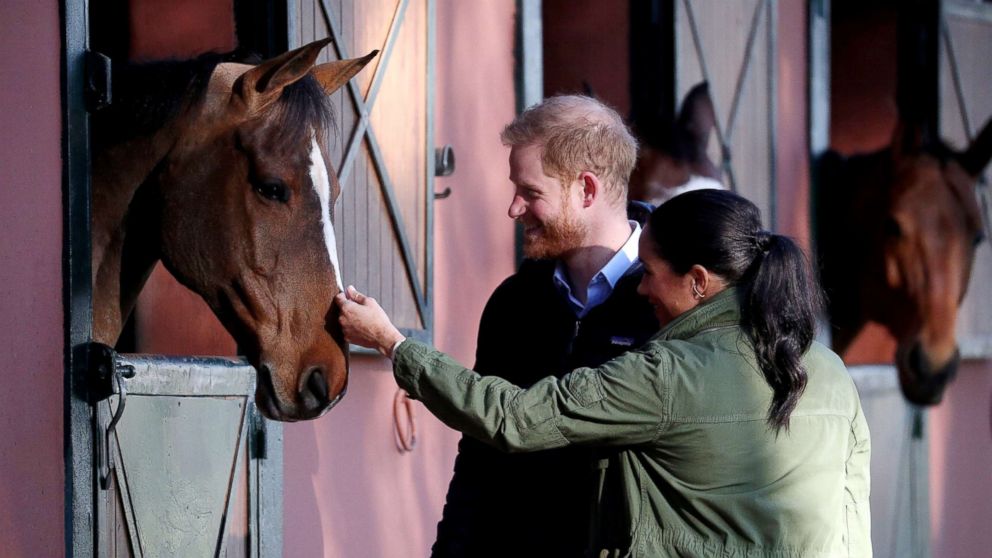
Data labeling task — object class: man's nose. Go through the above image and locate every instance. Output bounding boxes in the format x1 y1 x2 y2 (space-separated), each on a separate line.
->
507 196 525 219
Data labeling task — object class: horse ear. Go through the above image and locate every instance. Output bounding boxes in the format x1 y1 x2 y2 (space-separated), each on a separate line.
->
676 82 719 176
958 116 992 178
310 50 379 95
581 80 596 98
677 82 716 147
236 38 333 113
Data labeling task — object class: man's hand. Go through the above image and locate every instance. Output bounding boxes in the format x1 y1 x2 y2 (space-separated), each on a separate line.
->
335 285 406 358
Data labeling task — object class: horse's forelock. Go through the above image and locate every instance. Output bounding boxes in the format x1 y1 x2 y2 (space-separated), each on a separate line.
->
273 75 336 144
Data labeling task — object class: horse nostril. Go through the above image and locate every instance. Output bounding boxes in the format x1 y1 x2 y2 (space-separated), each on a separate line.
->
257 363 275 395
306 367 330 403
254 363 284 419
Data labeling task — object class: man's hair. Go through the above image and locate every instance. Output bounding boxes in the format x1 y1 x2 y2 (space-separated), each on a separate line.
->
500 95 638 206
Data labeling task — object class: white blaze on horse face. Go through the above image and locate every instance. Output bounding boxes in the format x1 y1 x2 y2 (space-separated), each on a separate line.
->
309 134 344 291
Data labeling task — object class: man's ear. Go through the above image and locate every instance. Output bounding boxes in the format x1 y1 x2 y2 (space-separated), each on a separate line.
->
578 171 602 207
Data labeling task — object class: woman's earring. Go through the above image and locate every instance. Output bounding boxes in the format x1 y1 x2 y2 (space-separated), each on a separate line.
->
691 282 705 299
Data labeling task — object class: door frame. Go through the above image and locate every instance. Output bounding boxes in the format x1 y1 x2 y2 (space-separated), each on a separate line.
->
62 0 94 553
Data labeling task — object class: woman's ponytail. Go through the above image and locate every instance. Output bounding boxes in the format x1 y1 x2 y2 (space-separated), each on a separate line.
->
739 232 822 431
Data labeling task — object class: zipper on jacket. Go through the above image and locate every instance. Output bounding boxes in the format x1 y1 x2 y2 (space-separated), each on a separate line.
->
567 319 581 356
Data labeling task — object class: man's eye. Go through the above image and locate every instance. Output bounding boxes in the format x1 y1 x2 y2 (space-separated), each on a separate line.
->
254 179 290 203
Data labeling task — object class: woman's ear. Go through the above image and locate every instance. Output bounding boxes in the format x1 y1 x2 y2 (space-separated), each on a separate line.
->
689 264 728 299
688 264 713 298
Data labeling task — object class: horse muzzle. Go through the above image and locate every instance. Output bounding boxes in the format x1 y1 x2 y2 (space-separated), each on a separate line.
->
896 343 960 406
254 359 349 421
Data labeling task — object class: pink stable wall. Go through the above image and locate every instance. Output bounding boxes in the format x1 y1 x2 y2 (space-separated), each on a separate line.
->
929 361 992 556
0 0 65 556
281 1 517 556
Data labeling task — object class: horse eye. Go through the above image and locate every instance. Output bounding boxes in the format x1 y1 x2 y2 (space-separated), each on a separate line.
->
254 179 290 203
883 217 902 238
975 231 986 247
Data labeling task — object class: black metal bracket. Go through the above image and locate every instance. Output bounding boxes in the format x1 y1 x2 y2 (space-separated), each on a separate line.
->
87 342 119 403
84 50 113 113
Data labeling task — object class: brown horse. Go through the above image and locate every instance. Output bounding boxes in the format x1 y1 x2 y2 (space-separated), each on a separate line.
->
90 39 376 421
629 82 724 206
815 118 992 405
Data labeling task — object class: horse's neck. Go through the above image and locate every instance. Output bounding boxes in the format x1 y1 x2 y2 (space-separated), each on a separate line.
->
91 124 180 343
816 151 891 350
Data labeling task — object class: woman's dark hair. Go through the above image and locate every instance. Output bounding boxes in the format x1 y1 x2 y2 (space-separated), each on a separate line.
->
647 189 824 431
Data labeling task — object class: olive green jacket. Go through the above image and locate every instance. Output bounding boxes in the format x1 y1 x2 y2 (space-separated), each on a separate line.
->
394 289 871 557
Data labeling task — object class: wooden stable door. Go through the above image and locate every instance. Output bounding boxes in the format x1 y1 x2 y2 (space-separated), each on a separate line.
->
289 0 436 343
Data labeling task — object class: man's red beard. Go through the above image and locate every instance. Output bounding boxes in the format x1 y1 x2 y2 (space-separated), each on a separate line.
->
522 204 587 259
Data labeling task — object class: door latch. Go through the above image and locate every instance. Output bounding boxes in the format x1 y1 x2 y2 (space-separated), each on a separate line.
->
434 145 456 199
88 343 135 489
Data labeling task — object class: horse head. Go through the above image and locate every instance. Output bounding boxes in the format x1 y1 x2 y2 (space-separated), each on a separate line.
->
629 82 724 205
91 39 376 421
817 118 992 405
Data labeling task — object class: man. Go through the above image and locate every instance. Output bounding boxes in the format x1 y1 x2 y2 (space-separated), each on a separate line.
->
431 96 659 557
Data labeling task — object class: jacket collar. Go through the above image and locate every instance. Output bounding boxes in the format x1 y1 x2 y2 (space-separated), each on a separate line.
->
656 287 741 341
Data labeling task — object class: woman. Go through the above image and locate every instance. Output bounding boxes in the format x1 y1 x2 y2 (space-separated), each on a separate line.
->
338 190 871 557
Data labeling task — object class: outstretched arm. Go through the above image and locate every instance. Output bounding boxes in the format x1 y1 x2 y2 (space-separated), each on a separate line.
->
335 287 666 452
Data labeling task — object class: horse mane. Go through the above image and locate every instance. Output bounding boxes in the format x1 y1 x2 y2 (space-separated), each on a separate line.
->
93 50 334 151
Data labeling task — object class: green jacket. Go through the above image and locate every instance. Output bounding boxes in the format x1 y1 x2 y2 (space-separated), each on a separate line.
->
394 289 871 557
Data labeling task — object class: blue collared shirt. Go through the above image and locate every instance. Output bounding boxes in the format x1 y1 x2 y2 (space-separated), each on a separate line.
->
553 221 642 318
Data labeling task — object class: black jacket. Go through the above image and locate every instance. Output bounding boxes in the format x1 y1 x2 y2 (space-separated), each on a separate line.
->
431 255 658 557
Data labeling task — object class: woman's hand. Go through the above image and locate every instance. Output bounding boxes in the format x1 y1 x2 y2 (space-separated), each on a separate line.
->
335 286 406 358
